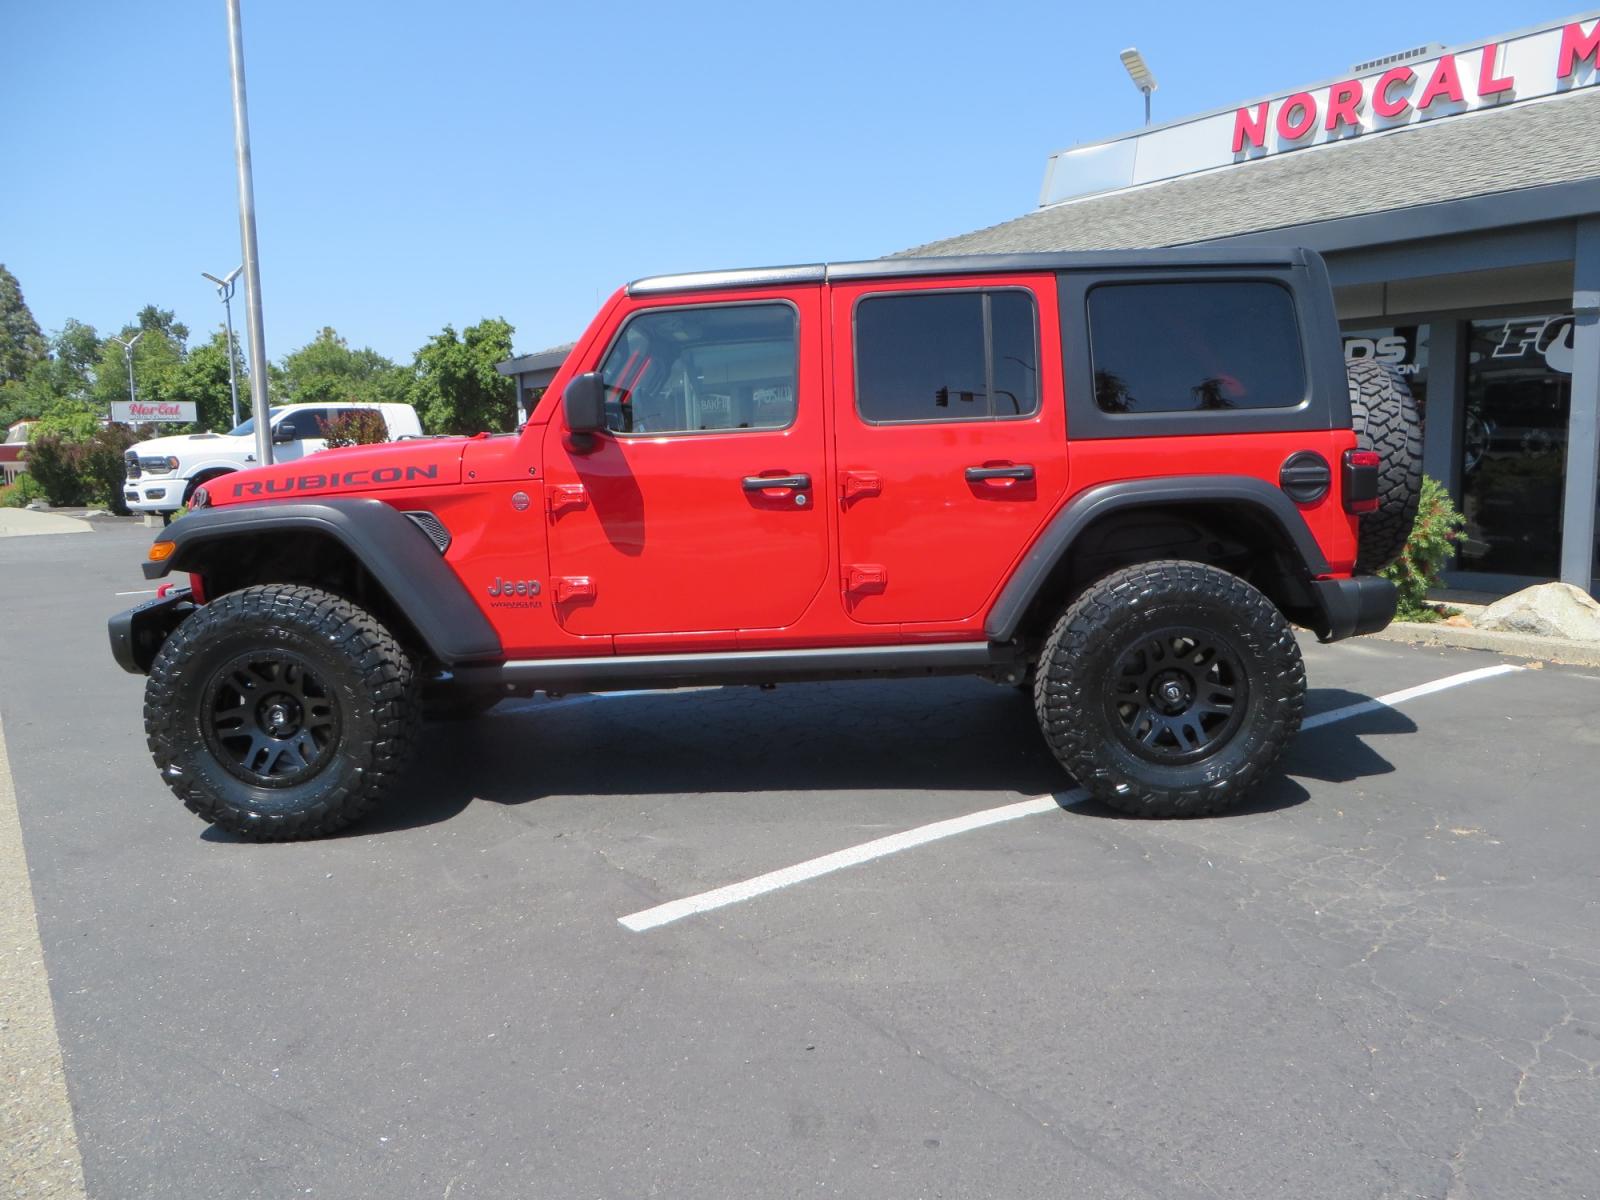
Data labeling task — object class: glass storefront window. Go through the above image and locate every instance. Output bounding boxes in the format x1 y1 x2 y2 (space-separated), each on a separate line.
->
1343 325 1429 420
1459 314 1576 578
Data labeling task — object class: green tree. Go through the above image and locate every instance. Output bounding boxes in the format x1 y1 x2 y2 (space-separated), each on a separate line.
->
410 317 516 435
275 326 409 408
0 320 101 432
0 265 48 386
169 329 245 431
91 307 187 414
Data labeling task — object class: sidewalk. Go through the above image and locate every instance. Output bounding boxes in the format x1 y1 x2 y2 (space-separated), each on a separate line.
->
0 509 88 538
1368 599 1600 668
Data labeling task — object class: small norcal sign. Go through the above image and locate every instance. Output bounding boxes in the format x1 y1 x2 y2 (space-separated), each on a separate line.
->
112 400 197 424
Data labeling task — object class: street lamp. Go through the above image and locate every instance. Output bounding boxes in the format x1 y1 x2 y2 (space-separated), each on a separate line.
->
1120 47 1158 126
106 332 144 421
225 0 274 467
202 266 244 427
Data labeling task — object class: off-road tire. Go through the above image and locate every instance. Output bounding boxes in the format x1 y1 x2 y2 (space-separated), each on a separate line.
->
1346 359 1422 573
144 585 420 840
1033 561 1305 818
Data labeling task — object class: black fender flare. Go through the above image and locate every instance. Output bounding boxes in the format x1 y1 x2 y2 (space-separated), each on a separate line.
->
143 499 502 664
984 475 1334 642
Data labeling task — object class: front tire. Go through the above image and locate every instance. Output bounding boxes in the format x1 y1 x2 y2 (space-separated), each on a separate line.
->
1034 561 1305 818
144 585 420 840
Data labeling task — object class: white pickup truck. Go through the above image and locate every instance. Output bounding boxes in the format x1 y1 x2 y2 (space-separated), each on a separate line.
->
122 402 424 516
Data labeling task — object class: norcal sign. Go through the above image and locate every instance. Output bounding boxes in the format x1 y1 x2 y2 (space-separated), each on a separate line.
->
112 400 197 424
1040 14 1600 206
1232 20 1600 154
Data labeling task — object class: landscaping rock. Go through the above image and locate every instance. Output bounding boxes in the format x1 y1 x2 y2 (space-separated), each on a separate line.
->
1474 582 1600 641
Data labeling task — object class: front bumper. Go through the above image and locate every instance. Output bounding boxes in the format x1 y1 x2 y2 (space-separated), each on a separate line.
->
1308 575 1397 643
109 587 194 674
124 479 181 512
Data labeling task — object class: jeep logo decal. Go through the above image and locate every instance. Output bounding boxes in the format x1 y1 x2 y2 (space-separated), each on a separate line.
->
232 464 440 497
487 577 541 597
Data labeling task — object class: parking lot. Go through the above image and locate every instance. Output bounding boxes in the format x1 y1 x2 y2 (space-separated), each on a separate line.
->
4 520 1599 1200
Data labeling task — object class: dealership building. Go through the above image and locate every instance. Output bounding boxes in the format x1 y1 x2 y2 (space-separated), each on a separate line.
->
906 12 1600 595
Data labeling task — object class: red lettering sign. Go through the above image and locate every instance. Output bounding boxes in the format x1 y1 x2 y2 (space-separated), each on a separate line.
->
1373 66 1415 117
1232 102 1269 152
1324 79 1363 130
1275 92 1317 140
1417 54 1465 109
1477 43 1514 96
1558 20 1600 79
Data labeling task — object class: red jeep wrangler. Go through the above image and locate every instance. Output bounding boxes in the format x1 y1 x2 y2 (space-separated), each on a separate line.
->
111 250 1419 839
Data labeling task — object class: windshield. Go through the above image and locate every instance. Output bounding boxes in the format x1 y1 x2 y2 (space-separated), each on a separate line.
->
226 408 282 437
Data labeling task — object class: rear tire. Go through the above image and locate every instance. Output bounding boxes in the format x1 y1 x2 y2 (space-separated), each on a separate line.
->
144 585 420 840
1033 561 1305 818
1347 359 1422 573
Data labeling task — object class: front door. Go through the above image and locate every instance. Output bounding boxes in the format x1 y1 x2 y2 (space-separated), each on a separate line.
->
831 275 1067 625
544 290 830 637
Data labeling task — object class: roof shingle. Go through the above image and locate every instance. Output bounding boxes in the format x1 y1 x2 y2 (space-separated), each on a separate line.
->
899 90 1600 256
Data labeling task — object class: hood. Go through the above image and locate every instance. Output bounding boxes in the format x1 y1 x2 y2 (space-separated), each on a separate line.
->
132 431 242 456
209 438 468 506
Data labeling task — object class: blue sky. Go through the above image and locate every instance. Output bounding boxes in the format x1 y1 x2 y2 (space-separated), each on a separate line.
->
0 0 1568 364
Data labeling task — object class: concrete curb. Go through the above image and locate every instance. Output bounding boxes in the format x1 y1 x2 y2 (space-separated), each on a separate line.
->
0 710 88 1199
1366 620 1600 667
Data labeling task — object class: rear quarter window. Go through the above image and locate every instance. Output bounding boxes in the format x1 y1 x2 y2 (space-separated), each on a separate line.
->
1087 281 1306 414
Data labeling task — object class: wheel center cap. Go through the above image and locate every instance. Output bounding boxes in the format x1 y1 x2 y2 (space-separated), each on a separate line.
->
1149 671 1194 714
259 694 302 737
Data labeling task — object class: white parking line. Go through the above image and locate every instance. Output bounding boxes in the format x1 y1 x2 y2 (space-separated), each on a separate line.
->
618 662 1525 933
114 589 158 597
1300 663 1522 730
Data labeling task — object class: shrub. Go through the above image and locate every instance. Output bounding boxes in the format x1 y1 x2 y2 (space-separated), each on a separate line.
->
24 433 89 506
79 425 139 514
1381 476 1465 621
0 474 44 507
318 409 390 448
20 425 139 512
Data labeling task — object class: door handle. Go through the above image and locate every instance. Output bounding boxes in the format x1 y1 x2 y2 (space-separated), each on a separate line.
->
841 471 883 502
965 464 1035 482
742 474 811 491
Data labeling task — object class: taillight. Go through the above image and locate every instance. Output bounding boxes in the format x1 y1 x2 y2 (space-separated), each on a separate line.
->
189 486 211 510
1343 449 1381 513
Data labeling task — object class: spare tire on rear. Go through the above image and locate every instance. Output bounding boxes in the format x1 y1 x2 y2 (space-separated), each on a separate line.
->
1346 359 1423 573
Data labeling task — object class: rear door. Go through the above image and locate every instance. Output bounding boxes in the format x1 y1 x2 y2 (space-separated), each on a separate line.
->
543 288 830 637
831 274 1067 625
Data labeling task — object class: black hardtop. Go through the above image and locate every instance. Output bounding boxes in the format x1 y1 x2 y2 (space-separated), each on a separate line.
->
627 247 1323 297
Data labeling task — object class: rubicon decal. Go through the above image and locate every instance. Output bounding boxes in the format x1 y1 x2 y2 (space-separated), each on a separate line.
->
232 464 440 497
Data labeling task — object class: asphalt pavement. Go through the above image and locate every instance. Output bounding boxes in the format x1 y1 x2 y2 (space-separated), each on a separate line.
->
3 521 1598 1200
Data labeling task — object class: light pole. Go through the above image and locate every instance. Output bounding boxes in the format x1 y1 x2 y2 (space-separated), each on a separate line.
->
202 266 244 428
107 332 144 421
225 0 274 466
1120 47 1158 126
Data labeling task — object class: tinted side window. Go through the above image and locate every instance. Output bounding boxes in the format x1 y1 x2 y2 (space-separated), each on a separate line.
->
1087 282 1305 414
279 409 329 439
598 303 797 435
855 290 1038 423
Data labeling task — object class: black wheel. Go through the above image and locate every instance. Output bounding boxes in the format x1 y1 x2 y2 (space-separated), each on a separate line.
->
1347 359 1422 573
144 585 420 840
1034 561 1305 818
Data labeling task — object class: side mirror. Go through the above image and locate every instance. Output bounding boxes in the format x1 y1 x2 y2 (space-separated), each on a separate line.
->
272 423 296 444
563 372 606 452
